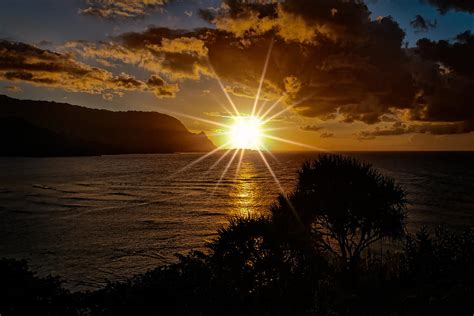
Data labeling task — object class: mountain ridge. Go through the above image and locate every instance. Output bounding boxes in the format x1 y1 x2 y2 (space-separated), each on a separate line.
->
0 95 216 156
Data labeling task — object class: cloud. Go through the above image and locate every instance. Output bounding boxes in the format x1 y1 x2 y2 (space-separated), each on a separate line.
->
68 0 416 124
409 31 474 130
0 40 176 98
102 92 114 101
79 0 168 19
357 121 472 139
410 15 437 33
204 111 230 118
61 0 474 135
424 0 474 14
300 125 323 132
1 39 116 93
224 84 274 100
200 1 415 124
65 28 211 81
320 132 334 138
300 125 333 138
147 74 179 97
198 0 474 134
37 40 53 47
3 85 21 92
416 31 474 80
200 0 373 43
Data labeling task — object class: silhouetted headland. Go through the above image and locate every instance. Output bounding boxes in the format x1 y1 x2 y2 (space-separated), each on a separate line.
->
0 95 215 157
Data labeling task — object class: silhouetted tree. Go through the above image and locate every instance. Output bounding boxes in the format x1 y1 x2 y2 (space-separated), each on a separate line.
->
271 154 407 266
207 216 328 315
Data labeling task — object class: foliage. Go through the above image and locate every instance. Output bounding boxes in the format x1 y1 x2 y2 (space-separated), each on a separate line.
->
1 156 472 315
207 216 328 315
84 216 328 315
83 250 215 315
0 258 76 316
2 227 472 315
271 154 407 265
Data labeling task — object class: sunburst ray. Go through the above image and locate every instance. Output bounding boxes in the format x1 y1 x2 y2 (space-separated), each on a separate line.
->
257 150 284 193
255 99 269 117
212 149 240 194
209 148 233 170
257 150 303 225
161 44 328 218
252 39 274 116
159 109 229 129
172 142 230 177
261 126 293 133
262 94 316 124
209 93 235 117
207 60 240 116
260 144 279 164
263 134 327 151
259 96 283 119
235 149 245 177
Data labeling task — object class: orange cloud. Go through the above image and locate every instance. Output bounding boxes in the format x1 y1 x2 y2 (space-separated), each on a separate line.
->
66 29 211 81
0 40 177 98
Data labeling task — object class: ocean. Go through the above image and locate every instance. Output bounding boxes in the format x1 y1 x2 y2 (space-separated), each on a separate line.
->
0 151 473 291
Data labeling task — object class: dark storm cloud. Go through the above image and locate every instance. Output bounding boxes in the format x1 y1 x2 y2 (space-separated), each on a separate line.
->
79 0 169 19
200 0 371 42
424 0 474 14
198 0 474 133
410 31 474 128
200 0 416 124
410 15 437 33
63 0 474 135
0 40 177 98
416 31 474 80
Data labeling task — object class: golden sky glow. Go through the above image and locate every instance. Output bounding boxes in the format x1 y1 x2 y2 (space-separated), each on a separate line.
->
1 0 474 151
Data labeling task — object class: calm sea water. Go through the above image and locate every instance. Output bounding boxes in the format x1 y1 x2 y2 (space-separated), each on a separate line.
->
1 152 473 290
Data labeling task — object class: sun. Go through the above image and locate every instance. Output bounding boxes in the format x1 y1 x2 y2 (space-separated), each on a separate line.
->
168 39 325 197
228 116 263 150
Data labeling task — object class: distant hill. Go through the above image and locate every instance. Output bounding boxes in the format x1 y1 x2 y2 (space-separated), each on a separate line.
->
0 95 215 157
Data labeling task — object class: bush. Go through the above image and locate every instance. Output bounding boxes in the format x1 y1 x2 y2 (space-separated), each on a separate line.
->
207 216 329 315
1 156 472 315
0 258 76 316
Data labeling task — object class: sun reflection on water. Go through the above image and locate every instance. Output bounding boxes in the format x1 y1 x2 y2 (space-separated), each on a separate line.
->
231 158 260 217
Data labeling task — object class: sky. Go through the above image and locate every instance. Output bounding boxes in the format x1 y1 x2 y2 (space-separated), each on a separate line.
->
1 0 474 151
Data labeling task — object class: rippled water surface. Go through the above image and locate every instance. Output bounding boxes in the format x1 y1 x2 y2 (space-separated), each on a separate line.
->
1 152 473 290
